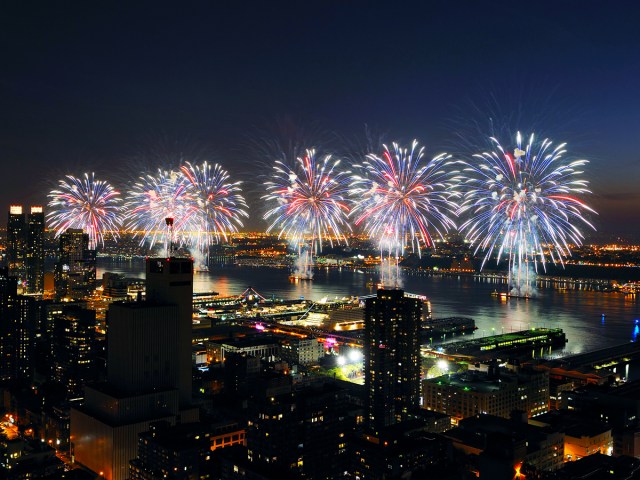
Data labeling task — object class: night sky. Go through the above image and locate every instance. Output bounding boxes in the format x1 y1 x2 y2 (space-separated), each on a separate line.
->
2 1 640 237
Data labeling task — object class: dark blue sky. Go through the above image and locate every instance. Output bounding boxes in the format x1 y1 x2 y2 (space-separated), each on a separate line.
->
2 1 639 237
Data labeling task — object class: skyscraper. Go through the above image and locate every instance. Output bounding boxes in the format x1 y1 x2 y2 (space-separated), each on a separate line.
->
14 295 35 380
26 206 45 293
52 306 97 398
0 267 18 381
71 256 198 480
145 257 194 405
6 205 46 294
364 289 422 434
7 206 26 285
54 229 96 299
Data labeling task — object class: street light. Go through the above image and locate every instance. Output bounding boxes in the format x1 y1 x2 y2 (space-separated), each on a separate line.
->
437 359 448 372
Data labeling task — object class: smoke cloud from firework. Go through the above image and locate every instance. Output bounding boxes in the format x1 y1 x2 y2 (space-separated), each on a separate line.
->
509 264 538 298
379 256 403 289
293 248 314 280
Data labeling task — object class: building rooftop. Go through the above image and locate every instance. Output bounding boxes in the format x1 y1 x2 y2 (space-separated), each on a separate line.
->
214 335 280 348
443 413 560 455
425 371 517 394
531 410 611 438
556 453 640 479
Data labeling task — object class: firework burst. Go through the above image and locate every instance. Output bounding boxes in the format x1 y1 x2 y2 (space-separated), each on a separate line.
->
350 140 459 257
263 149 352 254
47 173 122 249
123 169 198 250
459 132 596 296
181 161 248 255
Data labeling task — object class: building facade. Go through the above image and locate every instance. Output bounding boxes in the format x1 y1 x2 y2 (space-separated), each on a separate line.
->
25 206 45 294
129 422 213 480
70 257 198 480
7 206 26 286
52 306 97 398
54 228 96 300
0 269 34 382
364 289 422 433
246 381 352 479
6 205 45 293
423 365 549 422
280 338 324 366
0 268 18 381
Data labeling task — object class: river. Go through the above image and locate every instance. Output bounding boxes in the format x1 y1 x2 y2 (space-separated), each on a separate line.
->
97 258 640 356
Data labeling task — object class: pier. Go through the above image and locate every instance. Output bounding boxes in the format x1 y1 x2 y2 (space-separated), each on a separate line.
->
422 328 567 361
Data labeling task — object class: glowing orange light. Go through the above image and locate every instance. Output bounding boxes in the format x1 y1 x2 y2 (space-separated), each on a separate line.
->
514 462 524 479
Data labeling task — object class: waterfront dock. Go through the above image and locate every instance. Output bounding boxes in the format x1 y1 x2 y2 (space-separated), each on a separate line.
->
422 328 567 361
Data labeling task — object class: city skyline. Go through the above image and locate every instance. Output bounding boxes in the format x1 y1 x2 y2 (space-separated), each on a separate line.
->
2 2 640 236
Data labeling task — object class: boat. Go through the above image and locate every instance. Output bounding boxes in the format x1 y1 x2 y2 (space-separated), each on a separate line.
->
490 290 532 300
289 273 313 281
506 293 532 300
422 317 477 338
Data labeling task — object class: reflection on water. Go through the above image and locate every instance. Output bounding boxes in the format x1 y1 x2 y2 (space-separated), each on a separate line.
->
97 259 640 355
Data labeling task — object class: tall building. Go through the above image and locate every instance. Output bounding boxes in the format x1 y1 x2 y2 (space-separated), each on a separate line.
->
0 267 37 382
54 229 96 299
14 295 35 380
71 257 198 480
7 206 26 285
25 206 45 293
0 267 18 381
364 289 422 434
6 205 45 293
27 299 89 380
52 306 97 398
145 257 194 406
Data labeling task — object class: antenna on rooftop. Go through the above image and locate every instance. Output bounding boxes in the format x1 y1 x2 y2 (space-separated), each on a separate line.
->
165 217 175 257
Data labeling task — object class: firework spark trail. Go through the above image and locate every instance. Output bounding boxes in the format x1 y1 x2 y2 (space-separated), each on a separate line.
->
123 169 199 251
459 132 596 296
350 140 459 259
47 173 123 249
263 149 352 252
181 161 248 259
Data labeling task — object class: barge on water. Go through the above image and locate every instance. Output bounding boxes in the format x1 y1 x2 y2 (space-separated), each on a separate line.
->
422 317 477 339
